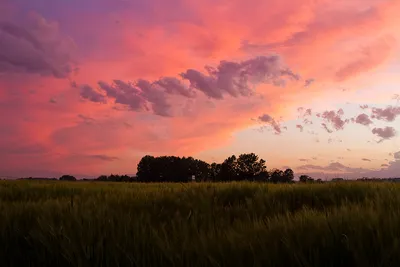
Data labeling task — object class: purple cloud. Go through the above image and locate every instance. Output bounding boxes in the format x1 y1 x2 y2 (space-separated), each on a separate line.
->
80 85 107 103
319 109 348 132
0 13 77 78
304 78 315 87
371 106 400 122
354 113 373 126
258 114 282 134
296 124 304 132
321 123 333 133
88 154 119 162
372 126 396 142
180 55 300 99
81 55 302 117
78 114 96 125
297 162 369 173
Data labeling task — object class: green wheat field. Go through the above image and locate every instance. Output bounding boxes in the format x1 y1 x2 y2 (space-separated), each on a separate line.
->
1 180 400 267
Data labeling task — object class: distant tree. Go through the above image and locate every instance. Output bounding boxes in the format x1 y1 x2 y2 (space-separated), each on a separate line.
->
59 175 76 181
218 155 239 181
299 175 314 183
283 168 294 183
210 163 222 181
97 175 108 181
254 170 270 182
137 155 159 182
270 169 284 183
137 155 210 182
236 153 267 181
187 158 210 181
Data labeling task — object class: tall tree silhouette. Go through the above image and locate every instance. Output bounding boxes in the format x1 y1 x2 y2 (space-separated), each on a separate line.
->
283 168 294 183
236 153 267 181
218 155 239 181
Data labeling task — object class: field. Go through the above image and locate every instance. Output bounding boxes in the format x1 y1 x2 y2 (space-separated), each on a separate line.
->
1 181 400 267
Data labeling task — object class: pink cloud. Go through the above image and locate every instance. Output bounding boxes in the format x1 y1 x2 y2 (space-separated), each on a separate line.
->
257 114 283 134
296 124 304 132
80 55 302 117
318 109 349 132
354 113 373 126
371 106 400 122
372 127 397 142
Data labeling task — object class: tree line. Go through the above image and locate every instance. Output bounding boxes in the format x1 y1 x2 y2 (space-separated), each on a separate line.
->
20 153 323 183
116 153 316 183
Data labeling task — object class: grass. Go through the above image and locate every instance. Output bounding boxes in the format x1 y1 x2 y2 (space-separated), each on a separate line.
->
1 180 400 267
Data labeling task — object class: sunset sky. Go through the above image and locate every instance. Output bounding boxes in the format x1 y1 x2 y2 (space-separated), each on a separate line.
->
0 0 399 179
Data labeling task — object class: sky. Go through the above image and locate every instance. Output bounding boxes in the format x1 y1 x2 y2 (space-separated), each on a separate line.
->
0 0 400 179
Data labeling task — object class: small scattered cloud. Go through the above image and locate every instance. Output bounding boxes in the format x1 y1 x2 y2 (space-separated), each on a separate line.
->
304 78 315 87
299 158 309 162
257 114 283 134
328 137 343 143
321 123 333 133
371 106 400 122
123 122 132 128
88 154 119 162
297 107 312 118
78 114 96 125
318 109 348 133
303 118 313 125
296 124 304 132
372 126 396 142
354 113 373 126
80 85 107 103
362 158 372 162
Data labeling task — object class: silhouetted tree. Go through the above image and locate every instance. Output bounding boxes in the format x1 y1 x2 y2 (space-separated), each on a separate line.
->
210 163 222 181
218 155 239 181
136 155 211 182
270 169 284 183
137 155 159 182
254 170 270 182
299 175 314 183
283 168 294 183
236 153 267 181
97 175 108 181
59 175 76 181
